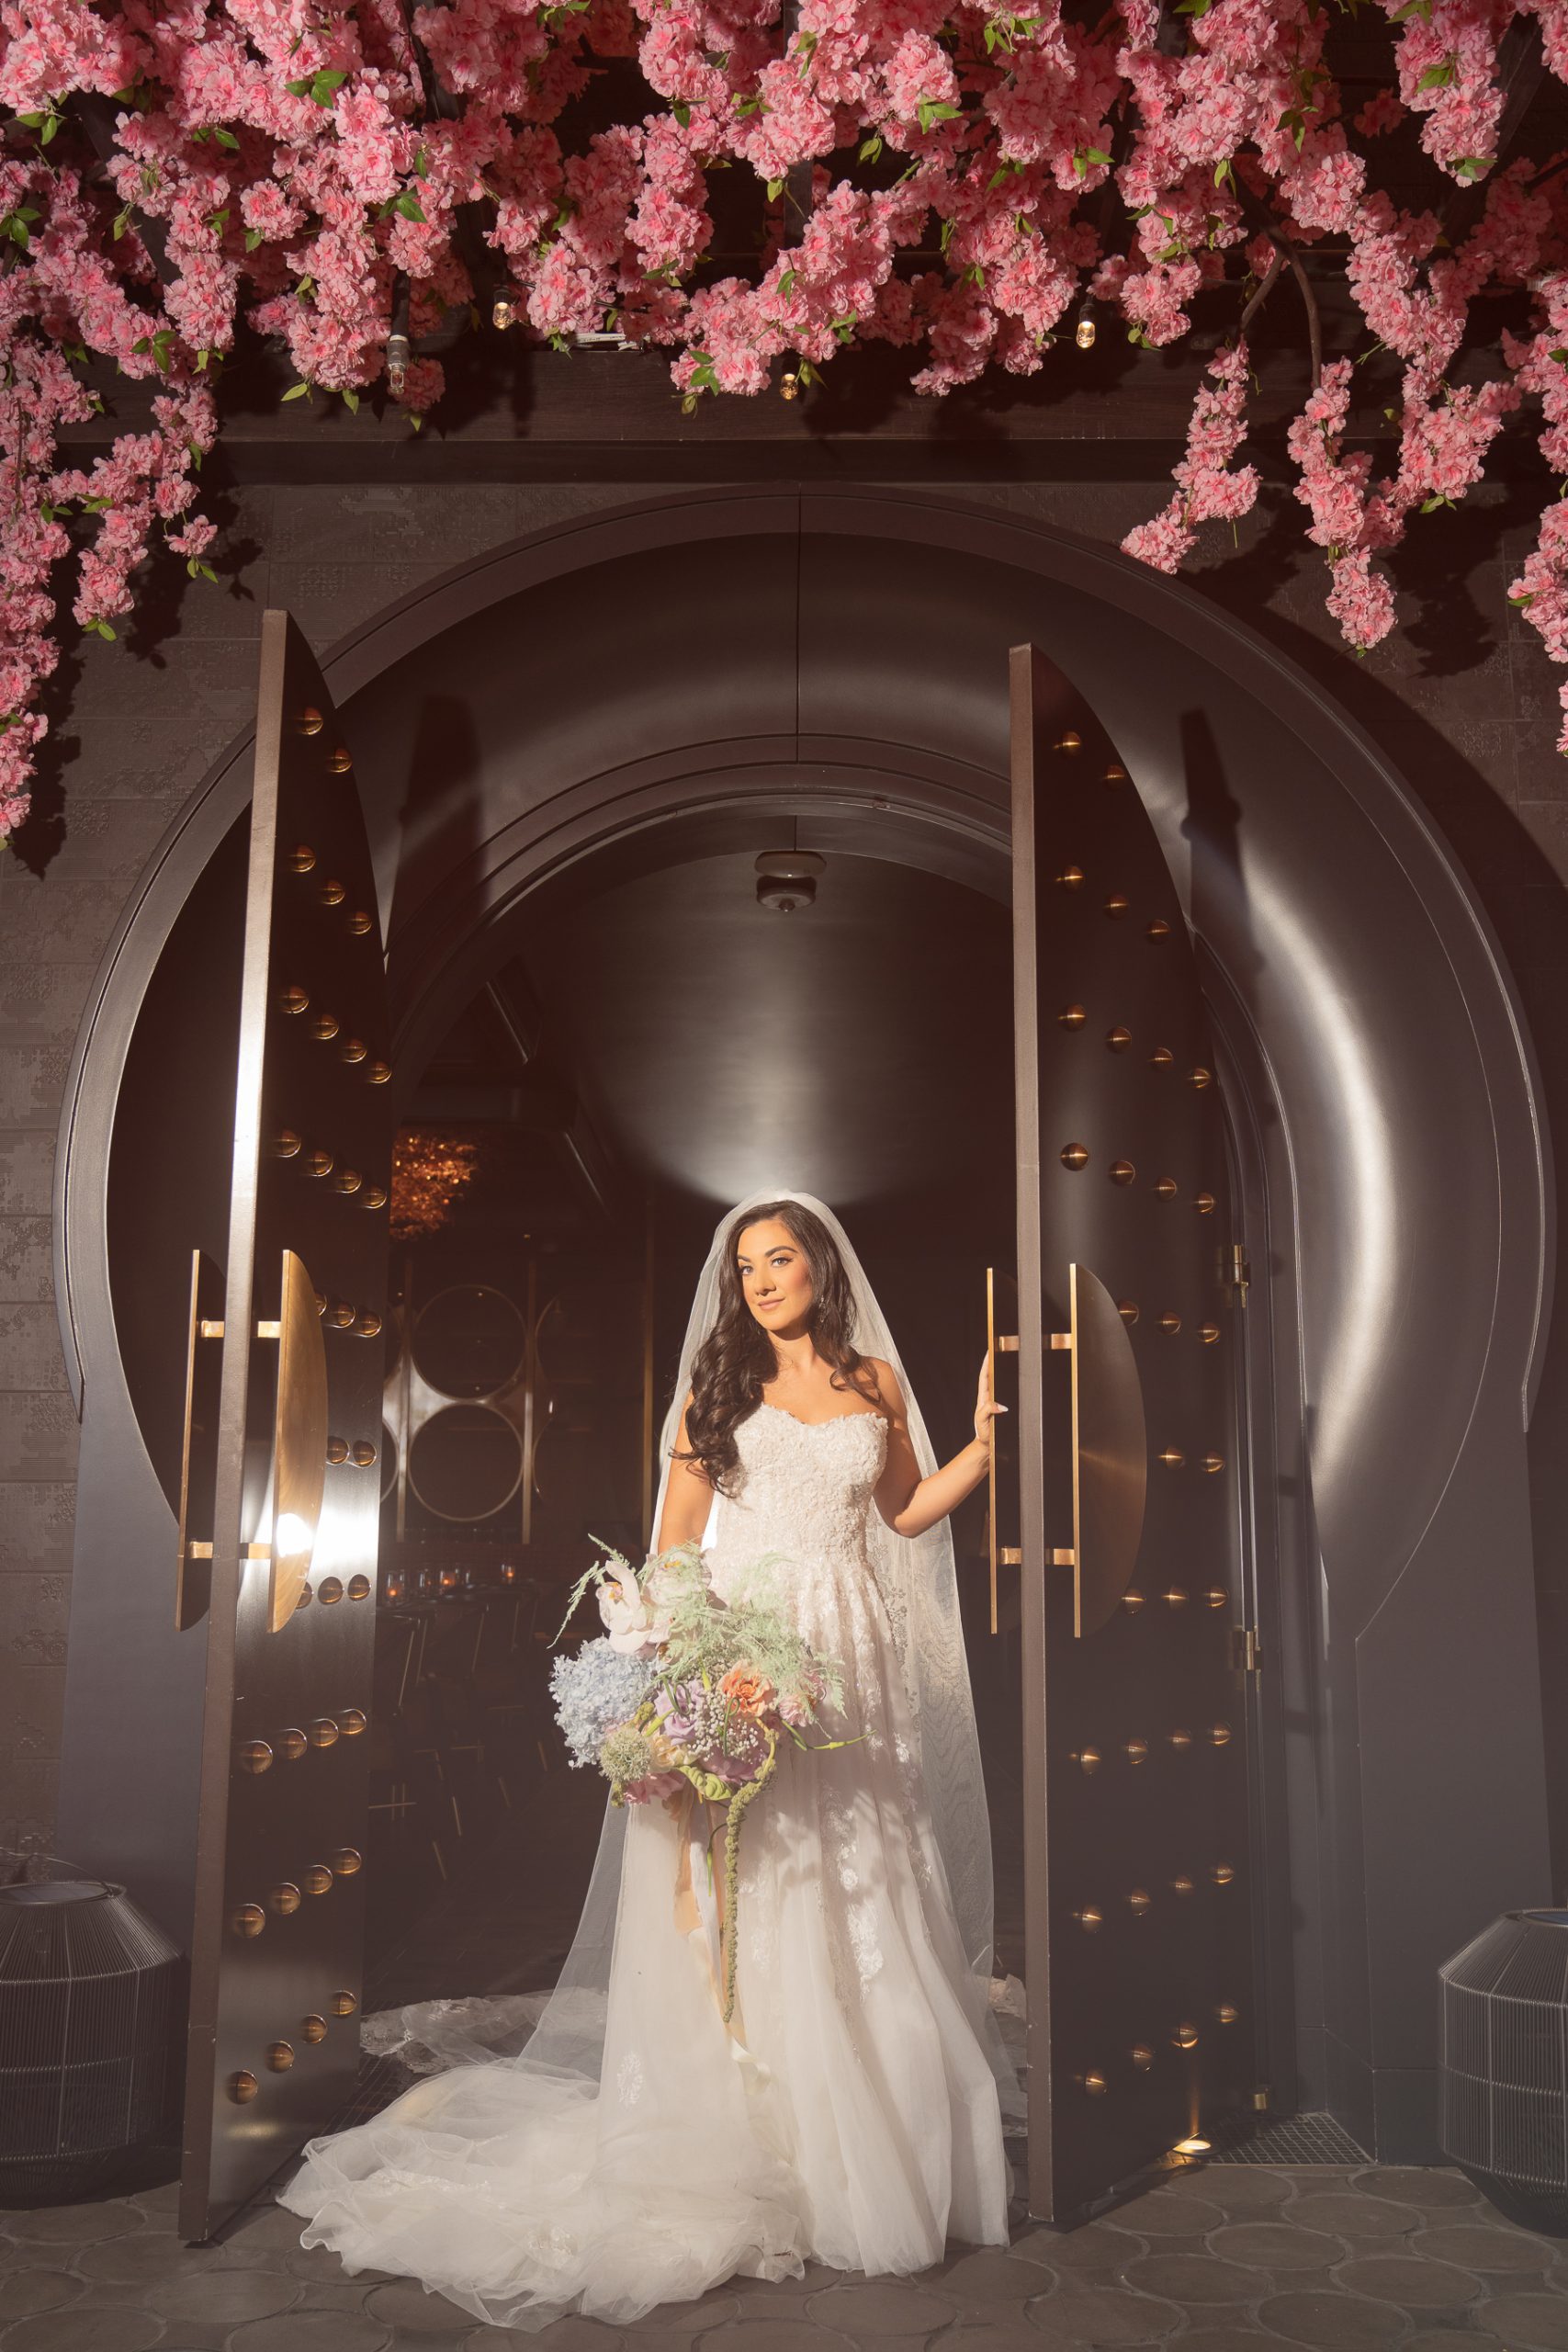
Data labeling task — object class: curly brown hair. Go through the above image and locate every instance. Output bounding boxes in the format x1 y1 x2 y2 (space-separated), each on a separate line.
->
676 1199 879 1496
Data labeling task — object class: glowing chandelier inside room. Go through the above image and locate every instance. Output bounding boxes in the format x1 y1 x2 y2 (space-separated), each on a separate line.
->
390 1128 481 1239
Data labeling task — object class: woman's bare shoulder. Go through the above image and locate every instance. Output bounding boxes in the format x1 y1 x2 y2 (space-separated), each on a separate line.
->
862 1356 907 1416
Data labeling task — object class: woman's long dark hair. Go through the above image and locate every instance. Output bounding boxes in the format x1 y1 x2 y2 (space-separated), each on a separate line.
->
677 1199 878 1496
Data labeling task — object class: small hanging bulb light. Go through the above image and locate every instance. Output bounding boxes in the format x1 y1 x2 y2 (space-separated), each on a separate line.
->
491 288 516 331
779 368 801 401
1075 295 1097 352
386 272 411 397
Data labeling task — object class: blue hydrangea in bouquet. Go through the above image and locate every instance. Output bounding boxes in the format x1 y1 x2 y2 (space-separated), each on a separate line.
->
548 1536 858 2018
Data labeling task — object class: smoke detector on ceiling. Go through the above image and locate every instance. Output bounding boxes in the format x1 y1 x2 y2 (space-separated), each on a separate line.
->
754 849 826 913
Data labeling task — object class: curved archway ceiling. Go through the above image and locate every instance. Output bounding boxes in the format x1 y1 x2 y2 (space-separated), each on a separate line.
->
413 848 1015 1216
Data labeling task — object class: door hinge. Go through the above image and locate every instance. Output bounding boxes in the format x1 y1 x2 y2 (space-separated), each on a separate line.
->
1224 1243 1250 1306
1232 1625 1263 1676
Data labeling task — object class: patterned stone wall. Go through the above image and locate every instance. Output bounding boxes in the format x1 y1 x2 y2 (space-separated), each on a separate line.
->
3 472 1564 1888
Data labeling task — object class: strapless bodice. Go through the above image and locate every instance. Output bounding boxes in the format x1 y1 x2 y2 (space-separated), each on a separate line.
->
706 1404 887 1578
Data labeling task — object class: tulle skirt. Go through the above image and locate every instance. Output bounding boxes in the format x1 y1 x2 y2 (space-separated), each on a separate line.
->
280 1755 1014 2328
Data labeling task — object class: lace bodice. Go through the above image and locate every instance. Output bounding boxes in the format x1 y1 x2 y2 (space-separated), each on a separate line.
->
706 1404 888 1575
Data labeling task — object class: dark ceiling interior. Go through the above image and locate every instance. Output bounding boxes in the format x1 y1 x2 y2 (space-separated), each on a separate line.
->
405 841 1016 1261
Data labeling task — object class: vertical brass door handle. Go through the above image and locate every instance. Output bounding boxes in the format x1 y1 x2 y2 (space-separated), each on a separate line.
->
176 1249 225 1631
266 1246 331 1632
986 1267 999 1634
1066 1262 1148 1637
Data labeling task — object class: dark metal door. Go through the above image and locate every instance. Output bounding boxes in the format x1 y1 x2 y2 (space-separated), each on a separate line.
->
1009 643 1257 2220
177 612 393 2240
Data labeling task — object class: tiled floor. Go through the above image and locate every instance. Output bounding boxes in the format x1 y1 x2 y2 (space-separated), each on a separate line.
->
4 2152 1567 2349
10 1769 1562 2346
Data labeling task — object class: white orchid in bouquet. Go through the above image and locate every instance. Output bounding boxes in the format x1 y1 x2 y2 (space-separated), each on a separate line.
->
549 1535 859 2019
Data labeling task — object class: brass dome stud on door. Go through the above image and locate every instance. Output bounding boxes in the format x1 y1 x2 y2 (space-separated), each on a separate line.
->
1061 1143 1089 1170
1059 1004 1088 1028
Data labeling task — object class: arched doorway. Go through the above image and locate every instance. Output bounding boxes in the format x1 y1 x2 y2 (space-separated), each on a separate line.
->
51 490 1551 2193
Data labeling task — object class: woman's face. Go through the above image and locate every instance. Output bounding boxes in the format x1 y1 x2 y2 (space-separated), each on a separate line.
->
735 1218 816 1338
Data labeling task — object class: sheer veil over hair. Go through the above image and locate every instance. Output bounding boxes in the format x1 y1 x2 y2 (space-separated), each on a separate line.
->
362 1188 1020 2121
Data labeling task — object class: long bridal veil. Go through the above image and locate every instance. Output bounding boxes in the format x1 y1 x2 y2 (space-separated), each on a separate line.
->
361 1187 1023 2122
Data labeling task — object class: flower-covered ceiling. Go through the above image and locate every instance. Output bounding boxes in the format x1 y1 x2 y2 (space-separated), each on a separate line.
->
5 0 1568 850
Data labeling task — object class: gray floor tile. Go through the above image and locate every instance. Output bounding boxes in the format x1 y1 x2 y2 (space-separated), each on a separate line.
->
0 2271 80 2321
1255 2289 1404 2346
1478 2289 1568 2348
1335 2251 1483 2309
1209 2222 1348 2271
228 2312 391 2350
144 2267 300 2323
0 2309 166 2351
805 2281 957 2333
1414 2218 1558 2271
1024 2281 1187 2343
1121 2251 1270 2304
0 2202 144 2247
1286 2195 1421 2241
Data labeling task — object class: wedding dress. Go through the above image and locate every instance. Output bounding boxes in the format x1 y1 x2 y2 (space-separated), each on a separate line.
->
277 1397 1020 2329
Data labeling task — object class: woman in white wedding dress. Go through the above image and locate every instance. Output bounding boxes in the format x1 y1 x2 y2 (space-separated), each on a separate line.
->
279 1190 1023 2330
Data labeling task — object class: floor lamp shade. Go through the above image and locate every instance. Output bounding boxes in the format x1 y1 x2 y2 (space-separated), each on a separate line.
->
1440 1909 1568 2235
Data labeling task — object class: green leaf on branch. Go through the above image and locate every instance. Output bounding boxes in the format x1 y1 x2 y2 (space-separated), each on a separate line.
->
341 388 359 413
1391 0 1431 18
1176 0 1212 17
860 134 884 163
1072 146 1111 177
281 380 311 401
245 227 265 250
777 266 797 299
2 204 39 250
394 191 426 221
916 97 962 132
86 618 117 640
987 155 1022 189
130 328 175 371
1450 155 1492 181
673 101 691 126
767 176 784 199
17 102 65 143
186 558 219 582
285 67 347 105
1509 590 1536 609
1416 53 1456 89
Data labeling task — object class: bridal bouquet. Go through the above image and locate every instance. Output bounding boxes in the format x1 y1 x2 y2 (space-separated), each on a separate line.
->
548 1537 856 2020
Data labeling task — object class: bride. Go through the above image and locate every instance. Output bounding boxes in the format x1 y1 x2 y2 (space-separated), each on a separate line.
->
279 1189 1024 2329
